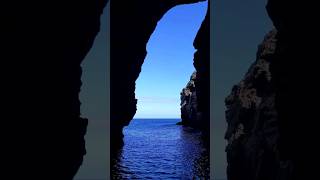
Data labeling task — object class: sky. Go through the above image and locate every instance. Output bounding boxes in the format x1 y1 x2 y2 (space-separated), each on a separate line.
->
134 2 208 119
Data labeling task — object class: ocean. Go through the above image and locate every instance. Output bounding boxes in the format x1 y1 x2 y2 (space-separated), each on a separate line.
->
112 118 210 179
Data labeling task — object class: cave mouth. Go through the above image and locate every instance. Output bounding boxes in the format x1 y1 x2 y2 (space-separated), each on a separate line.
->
111 2 209 179
134 2 207 120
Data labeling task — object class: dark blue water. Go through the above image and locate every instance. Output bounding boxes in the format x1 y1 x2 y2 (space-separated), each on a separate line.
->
112 119 209 179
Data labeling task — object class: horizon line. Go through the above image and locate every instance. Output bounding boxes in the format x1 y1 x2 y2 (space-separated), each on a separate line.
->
133 118 181 119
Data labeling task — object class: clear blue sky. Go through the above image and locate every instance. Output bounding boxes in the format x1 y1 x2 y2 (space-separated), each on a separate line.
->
134 2 208 118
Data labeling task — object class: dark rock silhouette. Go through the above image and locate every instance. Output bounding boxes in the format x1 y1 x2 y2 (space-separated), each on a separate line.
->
2 1 107 179
3 0 208 178
225 30 294 180
226 1 316 179
193 8 210 141
110 0 210 158
267 1 315 179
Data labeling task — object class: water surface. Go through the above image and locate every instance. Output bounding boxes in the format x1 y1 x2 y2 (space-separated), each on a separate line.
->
112 119 209 179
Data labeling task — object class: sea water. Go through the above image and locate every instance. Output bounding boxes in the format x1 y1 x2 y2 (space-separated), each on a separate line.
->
112 119 209 179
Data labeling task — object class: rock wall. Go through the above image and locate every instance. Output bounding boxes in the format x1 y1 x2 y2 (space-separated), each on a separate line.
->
193 8 210 140
267 1 314 179
225 30 294 180
226 1 315 179
2 1 107 179
110 0 210 154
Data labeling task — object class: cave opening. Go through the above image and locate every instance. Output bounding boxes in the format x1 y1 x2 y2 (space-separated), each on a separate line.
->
111 2 209 179
133 2 207 120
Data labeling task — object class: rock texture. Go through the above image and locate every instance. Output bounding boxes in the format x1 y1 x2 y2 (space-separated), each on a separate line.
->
225 30 295 180
180 72 198 125
226 0 317 178
110 0 210 154
2 1 107 179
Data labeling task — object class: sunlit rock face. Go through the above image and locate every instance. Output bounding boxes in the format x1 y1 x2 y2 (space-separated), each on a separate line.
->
2 1 107 179
180 72 198 126
110 0 210 154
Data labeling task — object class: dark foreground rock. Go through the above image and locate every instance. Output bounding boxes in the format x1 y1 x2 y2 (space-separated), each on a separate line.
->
225 30 295 180
266 1 317 179
2 1 107 179
226 0 318 177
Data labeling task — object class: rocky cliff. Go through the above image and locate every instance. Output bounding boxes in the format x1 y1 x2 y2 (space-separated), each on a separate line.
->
226 0 316 179
110 0 210 154
180 72 198 126
225 30 295 180
2 1 107 179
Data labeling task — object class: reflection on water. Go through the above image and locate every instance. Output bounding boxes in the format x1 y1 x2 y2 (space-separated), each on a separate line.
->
112 119 209 179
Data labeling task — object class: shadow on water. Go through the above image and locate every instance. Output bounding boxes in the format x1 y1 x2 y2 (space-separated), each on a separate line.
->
111 119 209 179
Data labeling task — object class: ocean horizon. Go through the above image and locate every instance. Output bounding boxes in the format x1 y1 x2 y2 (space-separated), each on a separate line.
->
133 118 181 120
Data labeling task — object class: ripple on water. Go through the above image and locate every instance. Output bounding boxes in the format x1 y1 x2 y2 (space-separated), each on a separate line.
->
112 119 210 179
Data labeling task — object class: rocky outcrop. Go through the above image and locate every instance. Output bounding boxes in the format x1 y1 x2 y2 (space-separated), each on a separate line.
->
110 0 210 154
225 30 295 180
226 1 316 179
2 1 107 179
266 1 315 179
180 72 198 125
226 0 319 177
